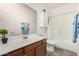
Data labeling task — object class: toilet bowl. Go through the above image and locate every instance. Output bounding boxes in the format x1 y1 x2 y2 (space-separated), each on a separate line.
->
47 40 56 52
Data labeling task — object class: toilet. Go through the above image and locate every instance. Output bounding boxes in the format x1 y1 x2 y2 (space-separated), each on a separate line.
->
47 40 56 52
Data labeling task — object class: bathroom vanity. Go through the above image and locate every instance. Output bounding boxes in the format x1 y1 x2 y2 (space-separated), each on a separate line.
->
0 34 46 56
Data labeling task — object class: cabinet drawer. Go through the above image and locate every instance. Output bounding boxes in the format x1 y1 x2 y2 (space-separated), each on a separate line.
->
24 50 35 56
8 49 24 56
34 40 42 48
24 44 35 54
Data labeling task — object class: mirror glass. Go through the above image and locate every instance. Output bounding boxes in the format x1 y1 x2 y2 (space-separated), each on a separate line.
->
0 3 37 36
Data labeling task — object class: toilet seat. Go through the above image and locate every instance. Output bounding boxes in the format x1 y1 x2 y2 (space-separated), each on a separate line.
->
47 40 56 45
47 40 56 52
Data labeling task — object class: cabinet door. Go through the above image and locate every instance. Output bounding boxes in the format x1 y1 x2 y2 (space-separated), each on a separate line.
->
36 43 46 56
8 49 24 56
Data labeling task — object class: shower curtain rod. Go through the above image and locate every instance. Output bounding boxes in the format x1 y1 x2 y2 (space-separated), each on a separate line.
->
52 11 78 17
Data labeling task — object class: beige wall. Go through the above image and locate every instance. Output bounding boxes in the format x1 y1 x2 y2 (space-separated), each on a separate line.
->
0 3 37 36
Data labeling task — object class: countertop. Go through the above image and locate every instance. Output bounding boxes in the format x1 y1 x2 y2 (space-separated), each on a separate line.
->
0 34 46 56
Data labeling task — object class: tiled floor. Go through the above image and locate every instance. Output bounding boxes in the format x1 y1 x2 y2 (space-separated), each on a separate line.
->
47 47 77 56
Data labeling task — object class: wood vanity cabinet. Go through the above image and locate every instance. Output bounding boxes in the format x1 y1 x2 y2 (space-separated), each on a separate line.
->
6 39 46 56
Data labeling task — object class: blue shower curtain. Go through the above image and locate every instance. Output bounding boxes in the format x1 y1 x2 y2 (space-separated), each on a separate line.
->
73 13 78 43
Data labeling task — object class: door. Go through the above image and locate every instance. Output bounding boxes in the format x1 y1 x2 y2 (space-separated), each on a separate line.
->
36 43 46 56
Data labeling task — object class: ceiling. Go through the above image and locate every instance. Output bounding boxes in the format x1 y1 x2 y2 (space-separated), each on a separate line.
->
26 3 67 11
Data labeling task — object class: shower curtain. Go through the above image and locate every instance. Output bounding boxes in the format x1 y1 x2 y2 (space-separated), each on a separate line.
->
73 13 79 43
